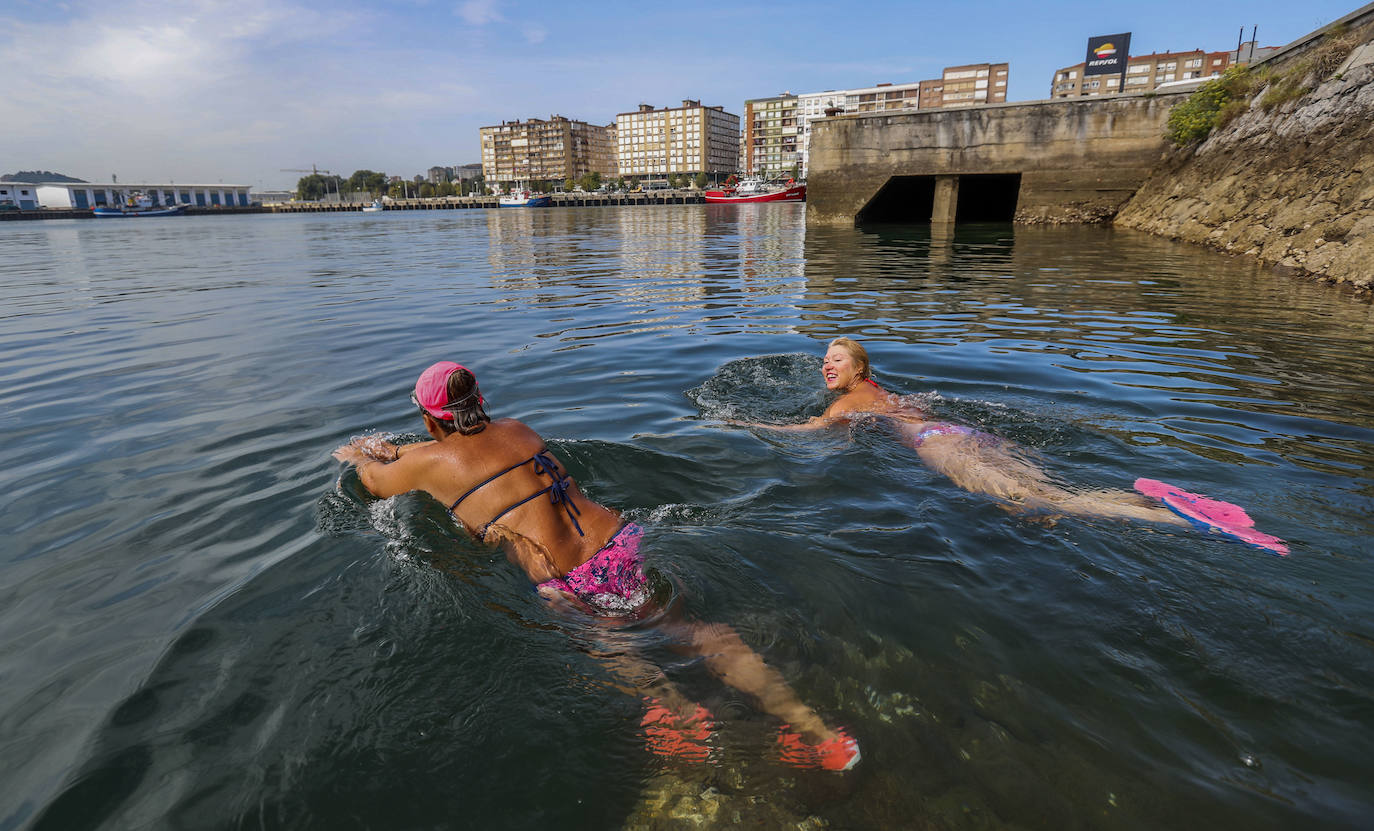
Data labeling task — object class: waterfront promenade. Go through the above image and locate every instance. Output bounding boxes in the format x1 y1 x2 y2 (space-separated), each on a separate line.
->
0 190 706 220
270 190 705 212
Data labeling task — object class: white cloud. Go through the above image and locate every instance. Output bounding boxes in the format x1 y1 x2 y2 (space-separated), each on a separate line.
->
0 0 497 185
456 0 502 25
522 25 546 45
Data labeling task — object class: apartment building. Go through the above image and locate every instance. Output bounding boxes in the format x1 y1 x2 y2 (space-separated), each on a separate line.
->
786 66 1005 176
479 115 616 188
615 100 739 181
743 93 800 178
918 63 1010 108
1050 41 1279 98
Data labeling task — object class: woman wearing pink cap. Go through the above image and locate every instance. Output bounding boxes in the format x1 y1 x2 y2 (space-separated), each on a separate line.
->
332 360 860 771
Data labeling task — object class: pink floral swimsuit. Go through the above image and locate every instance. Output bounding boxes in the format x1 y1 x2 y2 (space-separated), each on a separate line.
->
538 523 651 614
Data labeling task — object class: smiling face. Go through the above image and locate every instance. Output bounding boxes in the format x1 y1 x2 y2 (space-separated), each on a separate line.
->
822 343 863 392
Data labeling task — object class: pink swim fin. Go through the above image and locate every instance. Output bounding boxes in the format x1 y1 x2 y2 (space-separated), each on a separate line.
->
1134 478 1288 556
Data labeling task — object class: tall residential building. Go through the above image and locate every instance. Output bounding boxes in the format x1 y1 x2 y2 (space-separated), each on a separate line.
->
743 93 800 178
918 63 1010 108
1050 41 1279 98
615 100 740 181
479 115 616 188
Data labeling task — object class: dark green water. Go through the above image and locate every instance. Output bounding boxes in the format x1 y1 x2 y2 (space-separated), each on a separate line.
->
1 207 1371 830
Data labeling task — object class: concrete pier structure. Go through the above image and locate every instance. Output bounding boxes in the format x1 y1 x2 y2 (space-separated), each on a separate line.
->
805 92 1188 227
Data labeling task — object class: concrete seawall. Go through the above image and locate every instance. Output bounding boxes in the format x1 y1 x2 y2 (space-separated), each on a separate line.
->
806 93 1187 227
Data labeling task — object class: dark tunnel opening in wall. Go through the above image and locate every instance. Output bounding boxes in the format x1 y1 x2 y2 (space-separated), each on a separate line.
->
855 176 936 224
856 173 1022 225
955 173 1021 222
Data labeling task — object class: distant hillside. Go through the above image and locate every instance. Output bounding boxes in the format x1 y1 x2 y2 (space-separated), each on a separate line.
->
1 171 87 183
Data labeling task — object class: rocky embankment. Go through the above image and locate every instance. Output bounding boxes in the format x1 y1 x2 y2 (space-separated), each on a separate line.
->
1115 28 1374 292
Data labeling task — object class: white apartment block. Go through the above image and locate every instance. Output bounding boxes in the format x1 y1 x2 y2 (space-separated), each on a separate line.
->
615 100 740 180
783 65 1005 177
794 82 924 176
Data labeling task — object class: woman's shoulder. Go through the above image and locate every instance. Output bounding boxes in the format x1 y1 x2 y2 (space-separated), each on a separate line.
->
826 387 894 417
481 418 549 453
484 417 540 436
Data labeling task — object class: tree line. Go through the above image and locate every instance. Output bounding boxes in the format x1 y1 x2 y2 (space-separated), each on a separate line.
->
295 170 487 201
296 168 721 201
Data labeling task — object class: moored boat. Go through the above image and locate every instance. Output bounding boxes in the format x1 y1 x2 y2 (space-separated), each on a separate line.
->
498 189 552 208
92 192 186 217
704 176 805 204
362 199 384 212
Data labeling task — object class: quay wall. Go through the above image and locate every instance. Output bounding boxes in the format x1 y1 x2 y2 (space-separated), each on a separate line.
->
2 193 704 220
0 205 269 221
805 93 1186 227
270 191 705 213
1114 6 1374 291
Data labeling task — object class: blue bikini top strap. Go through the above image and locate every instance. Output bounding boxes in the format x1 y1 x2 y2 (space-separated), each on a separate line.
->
454 449 585 540
448 452 540 513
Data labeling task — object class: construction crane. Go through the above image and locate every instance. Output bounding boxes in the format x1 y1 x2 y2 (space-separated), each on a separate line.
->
280 166 339 201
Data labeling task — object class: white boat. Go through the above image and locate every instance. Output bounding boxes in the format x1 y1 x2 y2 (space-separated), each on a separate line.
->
362 199 383 212
91 191 186 217
498 188 552 208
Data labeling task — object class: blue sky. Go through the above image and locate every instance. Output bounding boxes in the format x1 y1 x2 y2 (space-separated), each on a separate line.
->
1 0 1360 190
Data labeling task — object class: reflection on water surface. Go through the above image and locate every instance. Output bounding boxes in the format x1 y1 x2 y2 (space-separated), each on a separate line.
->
1 207 1371 830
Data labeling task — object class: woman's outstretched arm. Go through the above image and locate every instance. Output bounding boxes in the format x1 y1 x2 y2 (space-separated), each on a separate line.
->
721 415 838 432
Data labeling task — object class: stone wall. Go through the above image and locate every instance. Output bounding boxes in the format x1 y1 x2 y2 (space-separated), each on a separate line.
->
806 95 1183 227
1115 17 1374 291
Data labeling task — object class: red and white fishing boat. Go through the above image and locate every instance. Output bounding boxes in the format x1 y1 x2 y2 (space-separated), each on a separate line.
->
704 175 806 204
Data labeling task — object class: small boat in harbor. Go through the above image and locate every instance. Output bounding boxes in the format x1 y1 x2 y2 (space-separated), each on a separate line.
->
498 189 552 208
362 199 384 213
704 175 806 204
92 192 186 217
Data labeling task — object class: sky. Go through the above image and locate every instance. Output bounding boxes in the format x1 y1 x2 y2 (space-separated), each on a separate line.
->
1 0 1362 190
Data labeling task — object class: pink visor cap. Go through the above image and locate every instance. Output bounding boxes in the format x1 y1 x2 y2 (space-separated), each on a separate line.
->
413 361 481 420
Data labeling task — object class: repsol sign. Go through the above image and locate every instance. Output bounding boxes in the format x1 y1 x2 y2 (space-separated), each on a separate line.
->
1084 33 1131 76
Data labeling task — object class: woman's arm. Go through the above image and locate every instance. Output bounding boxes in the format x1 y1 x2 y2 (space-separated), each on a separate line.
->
331 436 435 499
724 415 838 432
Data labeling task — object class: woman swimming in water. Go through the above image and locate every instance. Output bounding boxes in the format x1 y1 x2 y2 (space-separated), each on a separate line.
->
333 361 860 770
732 337 1287 554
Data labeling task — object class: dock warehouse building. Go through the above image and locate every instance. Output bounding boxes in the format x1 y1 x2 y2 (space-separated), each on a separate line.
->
30 182 254 209
0 184 41 209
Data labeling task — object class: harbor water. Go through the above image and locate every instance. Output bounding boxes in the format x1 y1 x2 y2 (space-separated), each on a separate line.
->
1 207 1371 829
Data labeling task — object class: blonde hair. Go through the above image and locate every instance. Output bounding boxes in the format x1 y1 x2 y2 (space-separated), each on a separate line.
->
828 337 871 381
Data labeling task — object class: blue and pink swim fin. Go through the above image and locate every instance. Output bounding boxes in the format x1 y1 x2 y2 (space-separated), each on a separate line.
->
1134 478 1289 556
